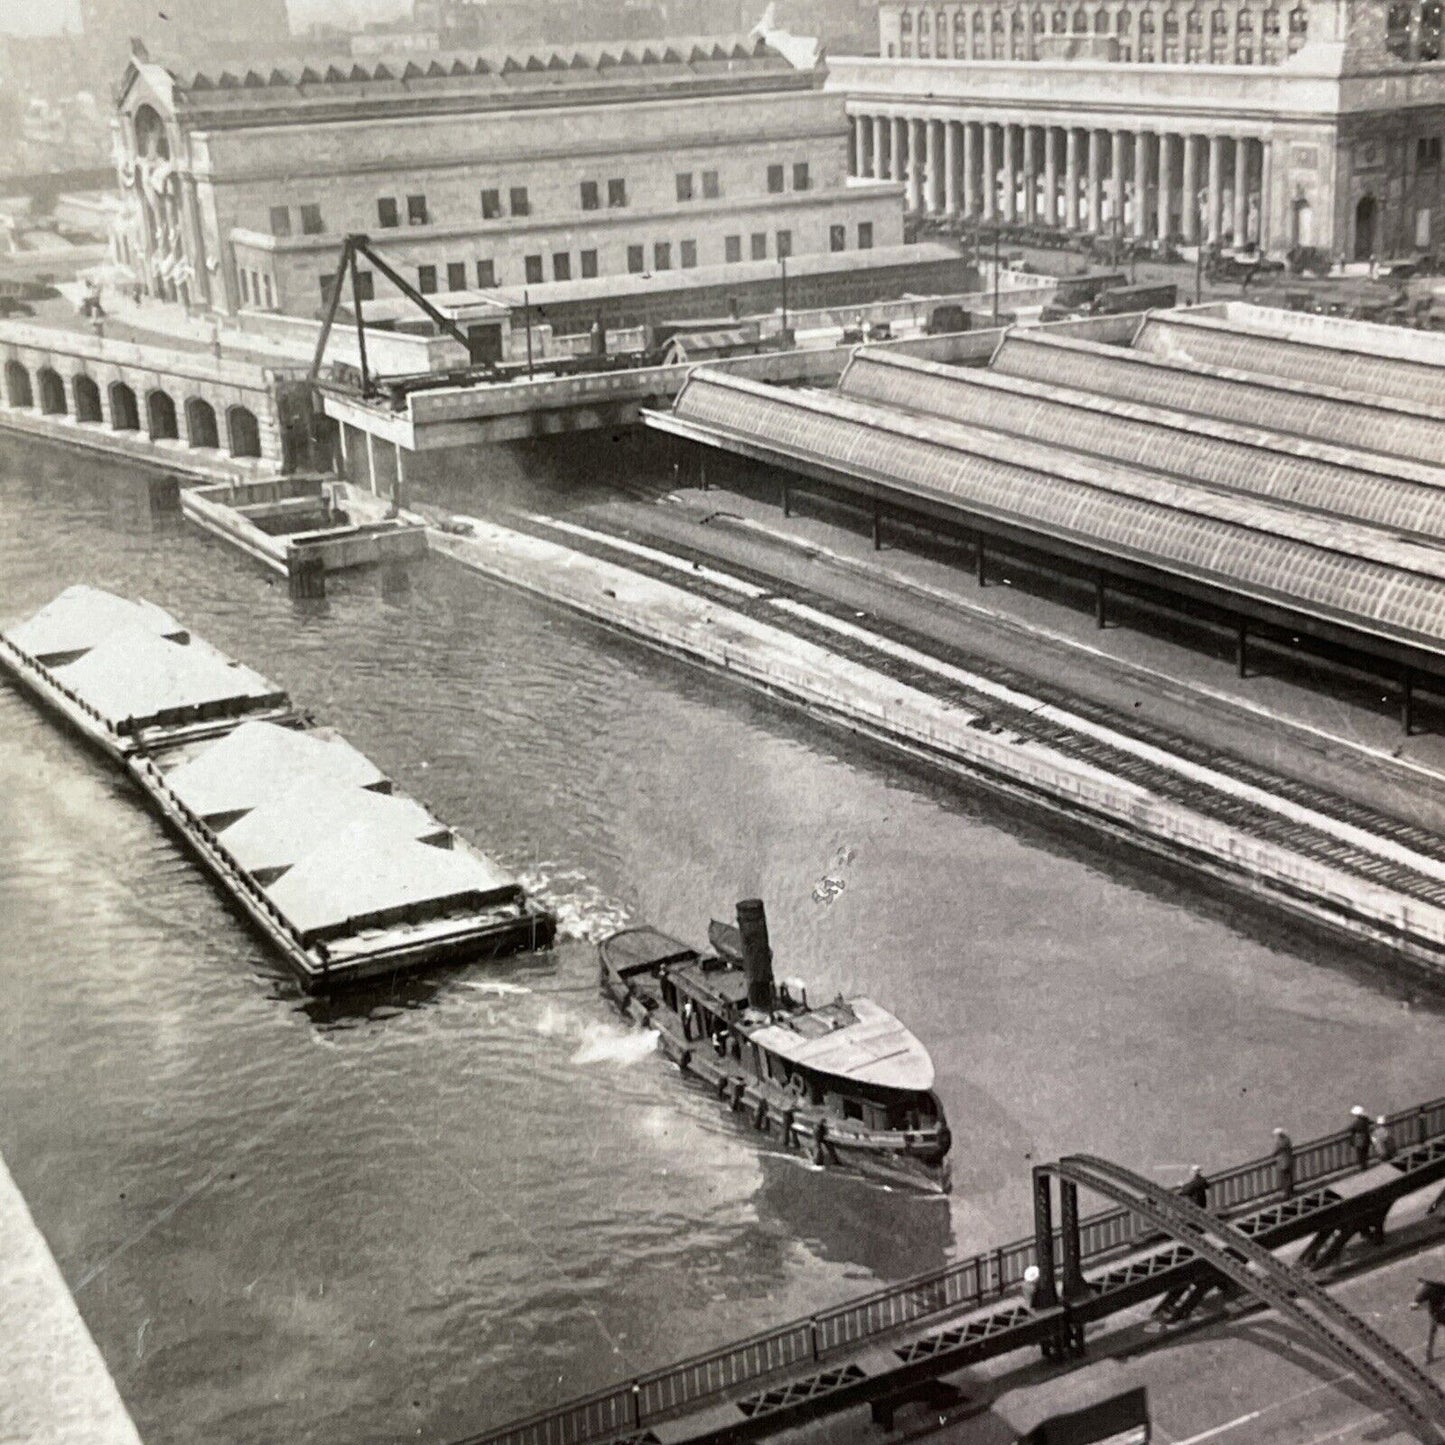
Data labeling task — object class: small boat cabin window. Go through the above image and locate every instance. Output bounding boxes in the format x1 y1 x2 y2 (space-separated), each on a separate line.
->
842 1097 864 1122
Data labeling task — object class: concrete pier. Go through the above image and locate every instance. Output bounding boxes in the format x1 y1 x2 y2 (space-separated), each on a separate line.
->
0 1152 142 1445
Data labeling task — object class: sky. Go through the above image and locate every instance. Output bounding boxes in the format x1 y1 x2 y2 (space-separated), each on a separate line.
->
0 0 411 37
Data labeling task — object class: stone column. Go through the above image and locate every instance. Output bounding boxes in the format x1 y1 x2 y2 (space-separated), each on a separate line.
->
849 116 859 177
1233 135 1249 242
945 120 961 215
1157 132 1173 243
964 120 979 218
891 115 906 189
927 118 944 213
1111 130 1126 233
908 117 926 212
1088 129 1104 231
1181 133 1199 242
1044 125 1059 228
1207 133 1224 242
1002 123 1017 223
1065 128 1081 231
873 115 889 180
1022 125 1038 224
1133 130 1150 238
1259 137 1273 250
983 122 998 220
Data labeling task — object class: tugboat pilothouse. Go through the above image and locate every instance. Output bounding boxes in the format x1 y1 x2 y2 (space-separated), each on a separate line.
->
600 900 951 1192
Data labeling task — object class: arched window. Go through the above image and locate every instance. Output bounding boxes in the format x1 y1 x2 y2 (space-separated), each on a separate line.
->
185 397 219 448
1074 4 1090 26
918 9 930 28
146 389 178 441
73 375 102 423
1030 6 1045 28
1236 7 1254 30
1117 7 1132 29
900 10 913 30
227 405 262 459
37 368 66 416
1186 7 1203 29
4 360 33 408
975 8 987 26
1164 8 1179 32
1095 6 1111 28
109 382 139 431
1211 6 1228 27
132 102 171 161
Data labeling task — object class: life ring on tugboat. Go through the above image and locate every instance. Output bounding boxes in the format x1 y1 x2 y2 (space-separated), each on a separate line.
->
787 1072 808 1101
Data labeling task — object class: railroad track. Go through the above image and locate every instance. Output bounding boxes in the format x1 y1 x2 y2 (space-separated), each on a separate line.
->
505 511 1445 912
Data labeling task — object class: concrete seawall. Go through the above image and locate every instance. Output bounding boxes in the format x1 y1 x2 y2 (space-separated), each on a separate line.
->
0 1152 142 1444
433 514 1445 972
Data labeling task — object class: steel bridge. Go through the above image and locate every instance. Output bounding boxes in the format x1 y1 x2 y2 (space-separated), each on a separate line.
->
458 1095 1445 1445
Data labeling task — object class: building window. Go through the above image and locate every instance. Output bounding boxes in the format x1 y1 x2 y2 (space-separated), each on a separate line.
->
510 187 530 217
481 188 503 219
263 274 275 307
269 205 291 237
300 203 323 235
1422 0 1443 57
354 270 374 301
793 161 810 191
702 169 720 198
608 178 628 207
524 254 543 284
377 197 399 227
417 264 437 293
676 172 694 201
858 220 874 248
1386 0 1412 54
725 234 742 262
580 249 598 278
776 229 793 259
553 252 571 281
1420 136 1443 168
751 231 768 259
767 163 785 193
318 273 335 304
240 269 251 303
447 261 466 292
580 180 599 210
408 194 429 225
1417 206 1433 248
830 223 846 252
654 241 672 270
627 244 645 273
476 259 496 288
680 239 697 268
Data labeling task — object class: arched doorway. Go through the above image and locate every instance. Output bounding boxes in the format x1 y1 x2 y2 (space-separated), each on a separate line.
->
1291 196 1314 248
109 382 140 431
73 375 102 423
1354 194 1377 261
147 389 179 441
3 360 33 408
227 405 262 459
185 397 219 448
37 368 67 415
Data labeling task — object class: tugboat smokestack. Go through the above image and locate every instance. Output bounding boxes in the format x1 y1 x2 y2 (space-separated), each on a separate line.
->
736 899 774 1012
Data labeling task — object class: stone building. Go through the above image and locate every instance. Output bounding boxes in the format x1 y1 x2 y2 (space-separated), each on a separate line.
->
111 32 903 317
832 0 1445 259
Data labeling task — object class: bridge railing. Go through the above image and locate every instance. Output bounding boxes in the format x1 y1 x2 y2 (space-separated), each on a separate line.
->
460 1093 1445 1445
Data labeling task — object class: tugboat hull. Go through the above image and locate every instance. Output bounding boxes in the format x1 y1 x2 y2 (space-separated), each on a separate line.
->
600 923 951 1194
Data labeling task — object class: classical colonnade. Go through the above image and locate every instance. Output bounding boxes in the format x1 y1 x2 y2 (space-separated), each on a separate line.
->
850 113 1269 245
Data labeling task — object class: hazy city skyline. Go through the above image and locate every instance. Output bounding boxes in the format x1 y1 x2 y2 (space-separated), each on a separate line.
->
0 0 410 36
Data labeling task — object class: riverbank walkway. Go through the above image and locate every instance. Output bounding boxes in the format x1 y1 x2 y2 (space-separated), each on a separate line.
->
0 1152 142 1444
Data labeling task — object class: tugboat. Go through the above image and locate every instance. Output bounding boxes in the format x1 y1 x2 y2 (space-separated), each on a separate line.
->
600 900 951 1192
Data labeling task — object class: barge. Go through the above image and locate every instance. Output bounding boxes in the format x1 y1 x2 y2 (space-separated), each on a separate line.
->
601 899 951 1192
0 586 555 988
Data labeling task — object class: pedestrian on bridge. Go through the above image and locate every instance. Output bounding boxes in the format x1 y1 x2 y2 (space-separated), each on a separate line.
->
1273 1128 1295 1200
1349 1105 1372 1171
1180 1166 1209 1211
1372 1114 1397 1163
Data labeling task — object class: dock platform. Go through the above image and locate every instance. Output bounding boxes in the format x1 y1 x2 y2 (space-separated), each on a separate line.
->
0 586 555 988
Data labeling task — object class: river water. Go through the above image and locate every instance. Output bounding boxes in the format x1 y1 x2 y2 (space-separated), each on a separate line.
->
1 437 1442 1444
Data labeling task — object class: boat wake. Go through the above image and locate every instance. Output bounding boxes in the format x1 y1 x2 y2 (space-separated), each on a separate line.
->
520 864 634 943
532 1001 661 1066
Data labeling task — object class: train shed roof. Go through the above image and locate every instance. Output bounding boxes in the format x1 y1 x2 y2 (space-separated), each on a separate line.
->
838 349 1445 542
